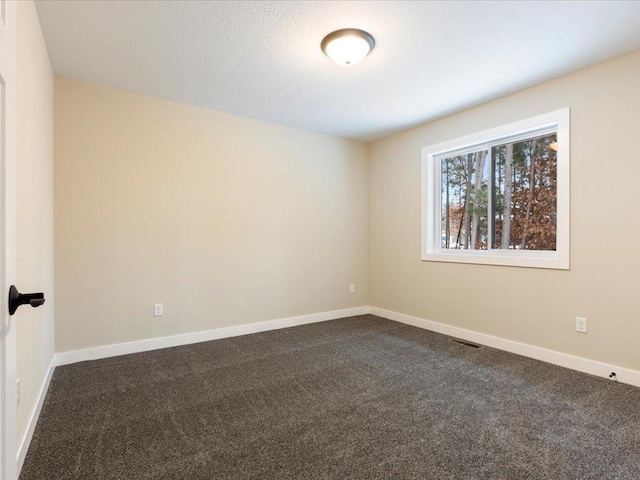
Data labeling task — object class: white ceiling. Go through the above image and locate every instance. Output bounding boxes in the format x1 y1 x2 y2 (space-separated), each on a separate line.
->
35 1 640 143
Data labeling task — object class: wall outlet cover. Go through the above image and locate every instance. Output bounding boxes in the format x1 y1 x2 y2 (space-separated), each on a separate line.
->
576 317 587 333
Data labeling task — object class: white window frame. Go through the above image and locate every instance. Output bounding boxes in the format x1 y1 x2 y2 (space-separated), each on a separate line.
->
421 108 570 270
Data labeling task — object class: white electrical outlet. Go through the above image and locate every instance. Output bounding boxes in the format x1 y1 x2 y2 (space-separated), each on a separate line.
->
16 378 20 405
349 284 356 294
576 317 587 333
154 303 163 317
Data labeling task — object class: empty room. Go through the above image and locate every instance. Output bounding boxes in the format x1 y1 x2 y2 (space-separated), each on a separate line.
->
1 0 640 478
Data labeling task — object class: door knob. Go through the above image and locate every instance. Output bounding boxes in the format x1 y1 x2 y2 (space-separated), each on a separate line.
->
8 285 45 315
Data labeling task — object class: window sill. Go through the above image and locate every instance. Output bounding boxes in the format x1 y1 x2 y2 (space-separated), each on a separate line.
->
421 250 569 270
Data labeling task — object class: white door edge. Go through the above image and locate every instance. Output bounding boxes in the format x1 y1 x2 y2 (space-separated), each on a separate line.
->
0 0 19 478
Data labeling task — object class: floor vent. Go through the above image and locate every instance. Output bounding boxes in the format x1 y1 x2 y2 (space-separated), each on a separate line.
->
449 338 482 349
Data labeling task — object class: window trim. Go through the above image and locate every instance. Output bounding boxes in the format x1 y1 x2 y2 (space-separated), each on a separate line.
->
421 108 570 270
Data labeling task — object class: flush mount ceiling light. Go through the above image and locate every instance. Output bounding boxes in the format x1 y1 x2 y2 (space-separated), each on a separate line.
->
321 29 375 66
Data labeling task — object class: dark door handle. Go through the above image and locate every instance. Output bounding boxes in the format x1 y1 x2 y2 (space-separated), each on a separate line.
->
8 285 45 315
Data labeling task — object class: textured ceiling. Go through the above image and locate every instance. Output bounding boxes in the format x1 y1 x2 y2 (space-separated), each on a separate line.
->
35 1 640 143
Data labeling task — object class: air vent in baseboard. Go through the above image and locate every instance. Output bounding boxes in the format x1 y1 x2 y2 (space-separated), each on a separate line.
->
449 338 482 349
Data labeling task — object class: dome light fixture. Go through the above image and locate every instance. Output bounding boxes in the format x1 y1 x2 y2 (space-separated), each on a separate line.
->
321 28 375 66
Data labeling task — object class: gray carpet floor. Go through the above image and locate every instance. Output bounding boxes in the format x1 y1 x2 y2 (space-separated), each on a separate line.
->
20 315 640 479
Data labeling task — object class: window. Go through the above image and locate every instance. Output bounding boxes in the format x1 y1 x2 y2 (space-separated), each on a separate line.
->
422 108 570 269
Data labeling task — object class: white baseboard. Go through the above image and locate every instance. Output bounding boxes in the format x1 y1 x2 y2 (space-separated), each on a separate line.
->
17 357 56 473
370 306 640 388
55 306 370 366
54 305 640 389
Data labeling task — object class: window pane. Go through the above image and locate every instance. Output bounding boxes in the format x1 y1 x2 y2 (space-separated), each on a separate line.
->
492 133 557 251
441 149 489 249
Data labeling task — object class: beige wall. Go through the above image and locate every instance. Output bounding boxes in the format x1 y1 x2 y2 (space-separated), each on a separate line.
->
369 50 640 371
16 0 55 443
54 77 368 353
53 44 640 372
